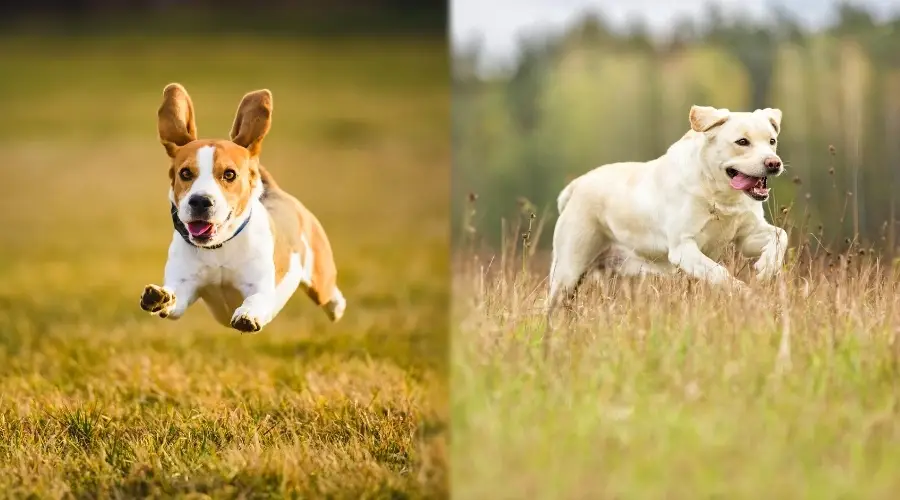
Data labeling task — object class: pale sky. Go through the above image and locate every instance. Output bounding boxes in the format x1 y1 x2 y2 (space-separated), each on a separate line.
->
451 0 900 72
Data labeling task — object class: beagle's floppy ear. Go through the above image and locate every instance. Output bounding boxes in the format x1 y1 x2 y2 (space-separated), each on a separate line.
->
689 105 730 133
758 107 783 134
157 83 198 158
230 89 273 157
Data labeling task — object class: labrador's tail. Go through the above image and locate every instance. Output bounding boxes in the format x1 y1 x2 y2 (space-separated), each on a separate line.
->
557 181 576 214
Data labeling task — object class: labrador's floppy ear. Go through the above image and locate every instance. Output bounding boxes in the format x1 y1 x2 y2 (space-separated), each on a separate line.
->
157 83 198 158
689 105 730 133
230 89 273 157
759 107 783 134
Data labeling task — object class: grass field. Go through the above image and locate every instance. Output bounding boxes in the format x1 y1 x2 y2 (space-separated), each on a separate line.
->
0 35 448 498
452 205 900 499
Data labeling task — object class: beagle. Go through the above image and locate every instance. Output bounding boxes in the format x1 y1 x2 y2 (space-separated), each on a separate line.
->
139 83 346 332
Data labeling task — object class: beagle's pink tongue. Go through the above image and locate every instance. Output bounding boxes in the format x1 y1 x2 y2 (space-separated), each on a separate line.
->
187 221 213 237
730 173 759 191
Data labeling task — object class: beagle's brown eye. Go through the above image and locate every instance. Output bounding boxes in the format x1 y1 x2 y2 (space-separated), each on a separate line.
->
735 138 750 147
223 169 237 182
179 168 192 181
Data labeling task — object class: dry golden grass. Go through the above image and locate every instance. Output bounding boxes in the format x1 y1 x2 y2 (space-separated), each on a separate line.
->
0 36 448 498
453 201 900 499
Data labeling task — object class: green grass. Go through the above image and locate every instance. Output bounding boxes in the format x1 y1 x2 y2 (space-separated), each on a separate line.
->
0 35 448 498
452 215 900 499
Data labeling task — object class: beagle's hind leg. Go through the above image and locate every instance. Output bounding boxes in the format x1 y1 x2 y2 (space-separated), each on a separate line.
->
298 226 345 323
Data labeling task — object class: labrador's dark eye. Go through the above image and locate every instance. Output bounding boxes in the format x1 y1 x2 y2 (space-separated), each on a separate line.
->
735 138 750 147
179 168 193 181
223 169 237 182
770 138 777 146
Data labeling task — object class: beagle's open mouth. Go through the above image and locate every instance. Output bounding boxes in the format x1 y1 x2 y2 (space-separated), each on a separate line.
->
183 210 232 242
186 221 216 238
726 167 769 201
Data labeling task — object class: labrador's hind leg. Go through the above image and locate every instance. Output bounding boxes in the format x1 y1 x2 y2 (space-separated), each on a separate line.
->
544 211 606 354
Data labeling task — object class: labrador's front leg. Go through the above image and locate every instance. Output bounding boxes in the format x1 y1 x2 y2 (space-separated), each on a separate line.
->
739 221 788 280
668 239 747 290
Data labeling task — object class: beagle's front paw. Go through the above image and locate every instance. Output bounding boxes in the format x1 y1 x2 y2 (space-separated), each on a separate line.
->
230 306 263 333
140 284 176 318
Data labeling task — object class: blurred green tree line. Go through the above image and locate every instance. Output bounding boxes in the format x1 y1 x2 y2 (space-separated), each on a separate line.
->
453 4 900 254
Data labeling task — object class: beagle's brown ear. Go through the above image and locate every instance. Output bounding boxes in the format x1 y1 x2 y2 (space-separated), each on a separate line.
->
157 83 198 158
689 105 730 133
229 89 273 157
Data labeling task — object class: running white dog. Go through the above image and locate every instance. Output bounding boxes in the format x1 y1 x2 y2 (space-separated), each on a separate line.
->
547 105 788 320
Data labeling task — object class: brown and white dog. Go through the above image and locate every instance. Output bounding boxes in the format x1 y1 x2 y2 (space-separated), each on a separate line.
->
139 83 346 332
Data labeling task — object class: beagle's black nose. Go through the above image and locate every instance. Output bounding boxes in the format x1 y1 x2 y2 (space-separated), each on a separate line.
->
188 194 214 210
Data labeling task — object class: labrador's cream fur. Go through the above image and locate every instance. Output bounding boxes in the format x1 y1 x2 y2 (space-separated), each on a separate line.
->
547 105 789 322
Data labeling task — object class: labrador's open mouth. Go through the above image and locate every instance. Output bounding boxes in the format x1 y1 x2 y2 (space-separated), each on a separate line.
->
726 167 769 201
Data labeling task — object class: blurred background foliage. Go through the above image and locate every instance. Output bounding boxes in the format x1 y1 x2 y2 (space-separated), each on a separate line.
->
453 3 900 255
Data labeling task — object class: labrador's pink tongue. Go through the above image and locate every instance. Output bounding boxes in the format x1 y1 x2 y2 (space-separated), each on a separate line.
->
730 173 758 191
187 221 213 236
